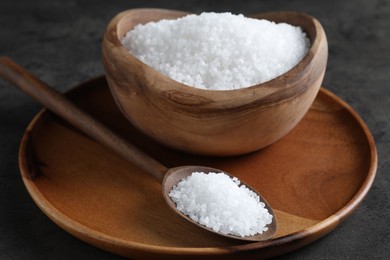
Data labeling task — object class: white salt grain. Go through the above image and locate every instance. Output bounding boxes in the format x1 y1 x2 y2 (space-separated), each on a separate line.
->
169 172 273 237
121 12 310 90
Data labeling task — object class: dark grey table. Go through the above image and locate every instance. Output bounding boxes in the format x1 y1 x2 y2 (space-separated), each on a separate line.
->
1 0 389 259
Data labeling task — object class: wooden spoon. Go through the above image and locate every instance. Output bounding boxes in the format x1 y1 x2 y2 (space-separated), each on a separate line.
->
0 57 277 242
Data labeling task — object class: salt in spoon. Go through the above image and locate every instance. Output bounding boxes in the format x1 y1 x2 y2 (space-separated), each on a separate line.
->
0 57 277 241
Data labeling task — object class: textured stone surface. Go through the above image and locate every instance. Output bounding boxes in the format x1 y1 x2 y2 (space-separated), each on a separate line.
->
0 0 389 259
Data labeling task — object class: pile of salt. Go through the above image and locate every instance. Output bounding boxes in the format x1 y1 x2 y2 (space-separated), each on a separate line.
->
169 172 273 237
121 12 310 90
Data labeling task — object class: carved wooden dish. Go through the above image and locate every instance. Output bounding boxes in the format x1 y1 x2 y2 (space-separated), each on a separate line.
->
19 77 377 259
102 9 328 156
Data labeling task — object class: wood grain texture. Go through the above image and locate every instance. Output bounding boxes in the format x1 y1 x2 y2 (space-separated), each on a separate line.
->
18 77 376 259
102 9 328 156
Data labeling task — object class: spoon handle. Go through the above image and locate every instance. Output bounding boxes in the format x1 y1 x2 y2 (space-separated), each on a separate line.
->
0 57 168 182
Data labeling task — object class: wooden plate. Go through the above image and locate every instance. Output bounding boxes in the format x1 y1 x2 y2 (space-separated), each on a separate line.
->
19 76 377 259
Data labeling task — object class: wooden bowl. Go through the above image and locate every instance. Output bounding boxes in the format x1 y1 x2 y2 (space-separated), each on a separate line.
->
102 8 328 156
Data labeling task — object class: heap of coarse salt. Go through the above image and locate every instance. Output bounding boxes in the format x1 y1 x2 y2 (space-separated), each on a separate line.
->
121 12 310 90
168 172 273 237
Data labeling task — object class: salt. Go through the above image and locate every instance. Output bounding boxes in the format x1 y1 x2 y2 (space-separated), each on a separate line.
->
168 172 273 237
121 12 310 90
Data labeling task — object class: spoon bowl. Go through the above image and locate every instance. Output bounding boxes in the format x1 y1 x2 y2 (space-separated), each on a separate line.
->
0 57 276 241
163 165 277 241
102 8 328 156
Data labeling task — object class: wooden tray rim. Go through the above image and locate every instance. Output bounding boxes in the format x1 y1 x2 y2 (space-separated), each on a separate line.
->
18 76 378 256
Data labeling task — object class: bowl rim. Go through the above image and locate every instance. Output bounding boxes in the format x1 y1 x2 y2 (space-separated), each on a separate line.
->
103 8 327 103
